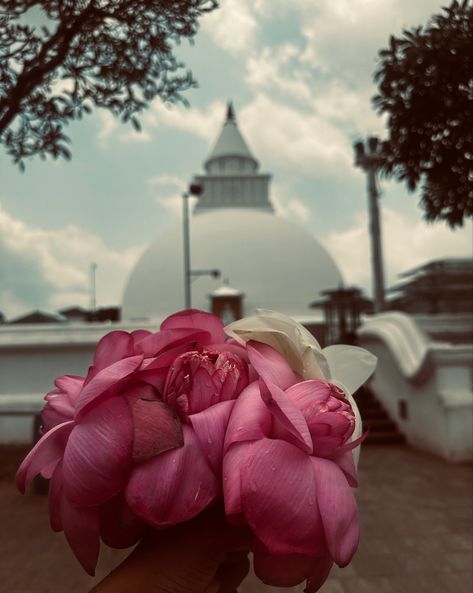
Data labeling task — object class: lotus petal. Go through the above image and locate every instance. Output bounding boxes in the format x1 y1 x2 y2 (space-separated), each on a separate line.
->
332 450 358 488
322 345 377 395
61 496 100 575
74 355 143 417
135 328 210 358
253 539 328 588
189 400 235 474
305 556 334 593
216 352 249 400
41 404 72 432
54 375 84 401
333 383 363 467
188 366 217 414
42 376 85 429
49 461 64 532
225 310 330 379
93 331 133 372
259 379 312 454
313 412 351 438
129 398 183 462
285 380 332 417
224 382 271 452
311 457 359 566
310 423 331 437
63 397 133 506
121 381 158 403
247 341 297 390
313 436 344 459
134 368 169 393
240 438 325 556
222 441 251 521
140 340 204 374
161 309 226 344
131 329 152 348
16 420 74 493
211 341 250 361
125 425 218 528
40 458 59 479
100 494 147 549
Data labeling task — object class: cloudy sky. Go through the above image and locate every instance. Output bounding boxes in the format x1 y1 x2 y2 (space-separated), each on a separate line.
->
1 0 471 319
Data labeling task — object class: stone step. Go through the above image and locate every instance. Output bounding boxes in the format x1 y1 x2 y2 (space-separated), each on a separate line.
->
360 407 389 420
364 431 405 445
355 387 405 445
354 396 381 410
363 418 399 433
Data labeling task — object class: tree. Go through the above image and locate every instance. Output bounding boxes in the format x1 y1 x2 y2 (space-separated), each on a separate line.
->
373 0 473 227
0 0 217 168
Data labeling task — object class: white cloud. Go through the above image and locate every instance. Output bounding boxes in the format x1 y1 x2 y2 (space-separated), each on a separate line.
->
0 202 142 319
96 110 151 147
272 183 311 223
240 94 355 176
286 199 311 222
238 0 443 145
96 100 224 147
203 0 258 54
322 208 473 294
119 127 152 143
147 175 188 217
96 110 118 145
313 82 387 138
142 100 224 141
298 0 443 87
245 44 313 104
245 42 386 141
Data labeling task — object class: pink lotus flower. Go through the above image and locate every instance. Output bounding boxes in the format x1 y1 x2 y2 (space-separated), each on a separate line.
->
16 310 249 574
164 349 249 417
222 312 377 592
223 348 360 590
17 308 376 591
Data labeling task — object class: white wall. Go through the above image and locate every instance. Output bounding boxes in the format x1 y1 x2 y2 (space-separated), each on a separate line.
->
358 312 473 462
0 322 158 444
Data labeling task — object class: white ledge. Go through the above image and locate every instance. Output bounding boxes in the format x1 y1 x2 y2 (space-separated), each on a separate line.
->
358 311 472 381
0 321 159 348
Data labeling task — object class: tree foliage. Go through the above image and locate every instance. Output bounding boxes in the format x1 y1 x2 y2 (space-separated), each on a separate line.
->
0 0 217 168
373 0 473 227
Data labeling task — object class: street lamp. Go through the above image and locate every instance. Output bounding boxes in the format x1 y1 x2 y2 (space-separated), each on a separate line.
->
182 183 202 308
182 183 221 309
354 136 386 314
190 269 221 281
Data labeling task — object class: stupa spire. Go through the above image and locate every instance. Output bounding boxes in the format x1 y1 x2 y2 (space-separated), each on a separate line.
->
226 101 235 123
193 102 273 213
204 102 257 169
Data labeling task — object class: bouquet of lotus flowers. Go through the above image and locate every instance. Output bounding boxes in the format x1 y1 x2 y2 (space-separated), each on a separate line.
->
16 309 376 592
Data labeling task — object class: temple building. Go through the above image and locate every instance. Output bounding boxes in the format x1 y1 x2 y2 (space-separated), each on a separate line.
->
1 104 471 464
122 103 342 322
0 102 344 443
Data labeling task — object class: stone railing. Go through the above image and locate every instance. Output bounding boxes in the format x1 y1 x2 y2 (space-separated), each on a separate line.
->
358 311 473 461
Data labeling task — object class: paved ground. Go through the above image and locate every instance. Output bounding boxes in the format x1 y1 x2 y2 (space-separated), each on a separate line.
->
1 444 472 593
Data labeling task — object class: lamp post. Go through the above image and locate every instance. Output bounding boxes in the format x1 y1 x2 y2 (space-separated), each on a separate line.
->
354 137 386 314
182 183 220 308
311 285 373 346
182 184 201 308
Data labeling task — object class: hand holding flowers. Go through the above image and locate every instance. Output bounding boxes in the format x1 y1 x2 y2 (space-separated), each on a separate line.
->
17 309 376 592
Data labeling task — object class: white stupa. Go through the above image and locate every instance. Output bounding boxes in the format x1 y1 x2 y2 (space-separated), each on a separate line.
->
122 103 343 321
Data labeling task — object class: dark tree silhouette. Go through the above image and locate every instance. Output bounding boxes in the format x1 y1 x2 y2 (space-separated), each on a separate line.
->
373 0 473 227
0 0 217 168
